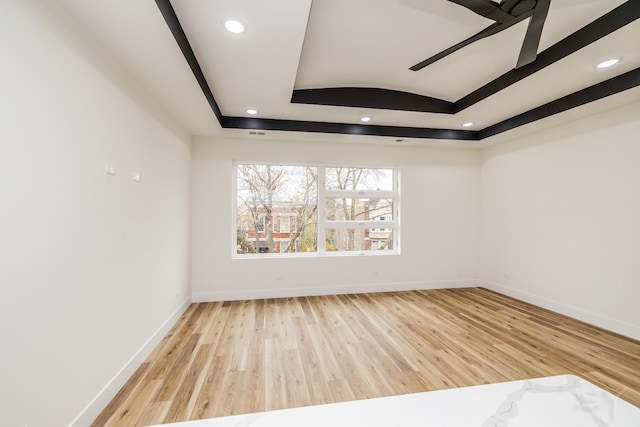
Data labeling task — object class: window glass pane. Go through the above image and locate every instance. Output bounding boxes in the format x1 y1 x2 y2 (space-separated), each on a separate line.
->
279 217 291 233
325 229 394 252
235 163 397 257
325 167 393 191
236 165 317 254
325 198 394 221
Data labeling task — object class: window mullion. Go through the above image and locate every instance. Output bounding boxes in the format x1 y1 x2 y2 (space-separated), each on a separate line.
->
324 190 397 198
327 221 395 229
317 166 326 253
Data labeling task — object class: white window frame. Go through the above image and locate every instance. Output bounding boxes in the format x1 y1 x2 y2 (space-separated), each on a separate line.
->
233 162 400 258
255 215 266 233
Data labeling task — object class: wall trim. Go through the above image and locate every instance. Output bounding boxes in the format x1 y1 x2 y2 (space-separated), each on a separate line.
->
192 279 479 302
69 296 192 427
480 280 640 341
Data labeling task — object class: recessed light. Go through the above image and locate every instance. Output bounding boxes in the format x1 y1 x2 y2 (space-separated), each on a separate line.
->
224 19 245 34
360 116 372 123
596 58 621 69
246 109 258 115
461 122 474 128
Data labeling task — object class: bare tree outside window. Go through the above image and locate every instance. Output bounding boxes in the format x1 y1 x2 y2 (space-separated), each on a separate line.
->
236 165 317 254
325 168 394 251
235 164 397 256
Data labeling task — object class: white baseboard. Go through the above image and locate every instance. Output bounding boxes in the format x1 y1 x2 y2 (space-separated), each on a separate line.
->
192 279 480 302
67 280 639 427
69 296 192 427
480 280 640 341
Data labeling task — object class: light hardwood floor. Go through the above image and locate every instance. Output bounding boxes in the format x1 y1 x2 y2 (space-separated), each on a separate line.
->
92 287 640 426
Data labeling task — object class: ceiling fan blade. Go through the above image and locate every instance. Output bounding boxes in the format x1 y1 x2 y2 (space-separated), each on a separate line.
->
409 8 533 71
411 23 500 71
500 0 520 13
449 0 514 23
515 0 551 68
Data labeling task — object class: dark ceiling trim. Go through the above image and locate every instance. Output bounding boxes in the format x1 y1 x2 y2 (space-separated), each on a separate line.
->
222 117 478 140
293 1 639 114
457 0 640 111
479 67 640 139
227 68 640 141
154 0 223 122
291 87 455 114
157 0 639 141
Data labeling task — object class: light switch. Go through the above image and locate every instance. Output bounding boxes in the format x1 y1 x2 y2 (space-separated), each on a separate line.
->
132 172 141 182
105 163 116 175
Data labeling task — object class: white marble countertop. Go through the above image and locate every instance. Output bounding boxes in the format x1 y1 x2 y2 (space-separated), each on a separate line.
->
151 375 640 427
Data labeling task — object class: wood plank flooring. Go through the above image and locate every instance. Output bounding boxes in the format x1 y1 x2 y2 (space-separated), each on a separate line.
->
92 288 640 426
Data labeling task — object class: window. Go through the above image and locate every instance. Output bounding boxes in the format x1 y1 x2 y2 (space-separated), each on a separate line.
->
236 164 317 254
279 216 291 233
235 163 399 256
255 215 265 233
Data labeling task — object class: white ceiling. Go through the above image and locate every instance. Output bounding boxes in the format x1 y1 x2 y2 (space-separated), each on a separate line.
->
59 0 639 146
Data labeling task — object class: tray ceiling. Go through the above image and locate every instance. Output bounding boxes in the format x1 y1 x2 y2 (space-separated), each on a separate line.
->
60 0 640 143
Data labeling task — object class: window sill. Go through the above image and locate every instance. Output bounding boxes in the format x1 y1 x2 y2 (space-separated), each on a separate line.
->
232 251 400 260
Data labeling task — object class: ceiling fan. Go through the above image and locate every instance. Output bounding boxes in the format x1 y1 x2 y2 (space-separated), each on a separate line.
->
410 0 551 71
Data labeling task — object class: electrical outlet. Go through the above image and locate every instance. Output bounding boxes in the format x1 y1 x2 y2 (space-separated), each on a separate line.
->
275 275 284 281
105 163 116 175
503 273 511 280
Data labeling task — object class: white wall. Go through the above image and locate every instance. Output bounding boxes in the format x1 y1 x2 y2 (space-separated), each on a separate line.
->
480 101 640 340
0 2 191 426
191 137 481 301
2 2 638 426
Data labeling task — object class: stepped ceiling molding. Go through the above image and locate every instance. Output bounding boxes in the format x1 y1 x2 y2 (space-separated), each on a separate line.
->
61 0 640 143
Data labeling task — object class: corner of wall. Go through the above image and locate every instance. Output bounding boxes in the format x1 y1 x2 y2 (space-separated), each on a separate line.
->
479 280 640 341
69 297 192 427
